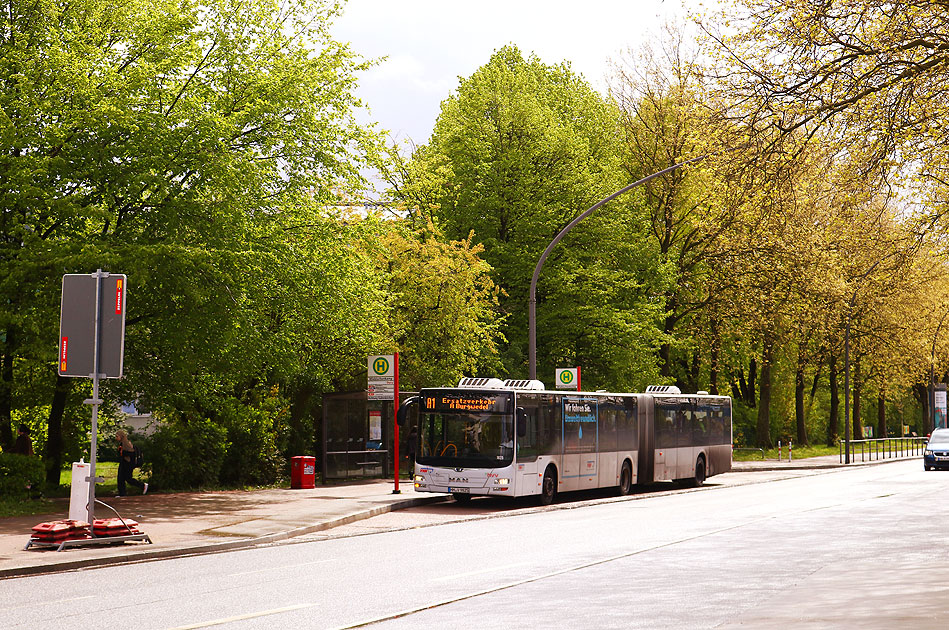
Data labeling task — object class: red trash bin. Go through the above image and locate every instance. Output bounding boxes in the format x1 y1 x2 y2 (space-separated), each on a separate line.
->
290 456 316 489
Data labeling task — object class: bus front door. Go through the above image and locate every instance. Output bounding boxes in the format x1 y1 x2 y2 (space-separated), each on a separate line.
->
562 398 598 492
562 418 580 493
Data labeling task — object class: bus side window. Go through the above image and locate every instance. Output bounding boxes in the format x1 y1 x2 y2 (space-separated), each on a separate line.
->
675 406 689 448
621 397 638 450
655 401 676 449
600 402 617 452
693 403 709 446
709 405 725 444
543 400 562 452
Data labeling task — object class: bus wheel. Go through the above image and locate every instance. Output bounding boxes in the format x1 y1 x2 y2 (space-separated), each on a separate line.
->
618 461 633 496
691 456 707 487
539 466 556 506
453 493 472 504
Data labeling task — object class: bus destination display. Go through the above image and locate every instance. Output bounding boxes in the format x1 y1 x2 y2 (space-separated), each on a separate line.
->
423 391 512 414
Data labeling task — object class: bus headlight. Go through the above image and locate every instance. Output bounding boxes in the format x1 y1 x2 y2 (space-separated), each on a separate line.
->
414 474 425 483
493 478 509 485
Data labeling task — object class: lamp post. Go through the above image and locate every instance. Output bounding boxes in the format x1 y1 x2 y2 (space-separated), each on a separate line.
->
843 260 881 464
528 154 710 380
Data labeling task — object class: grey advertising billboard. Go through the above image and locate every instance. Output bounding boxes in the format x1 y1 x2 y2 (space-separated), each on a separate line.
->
58 273 127 379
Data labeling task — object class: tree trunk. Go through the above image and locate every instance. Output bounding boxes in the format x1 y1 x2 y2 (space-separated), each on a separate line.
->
913 382 929 435
828 355 839 446
746 358 757 407
734 359 757 408
707 319 720 395
877 390 887 439
795 356 809 446
688 352 700 394
659 342 672 379
709 340 719 396
730 379 741 401
0 327 13 450
852 358 862 440
659 300 678 379
45 375 73 485
809 364 822 404
756 339 774 449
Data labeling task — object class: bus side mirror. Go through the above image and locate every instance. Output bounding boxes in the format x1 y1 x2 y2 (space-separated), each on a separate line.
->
397 396 420 427
516 408 527 437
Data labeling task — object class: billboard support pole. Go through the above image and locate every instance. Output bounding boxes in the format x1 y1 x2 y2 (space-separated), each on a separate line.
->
84 269 106 526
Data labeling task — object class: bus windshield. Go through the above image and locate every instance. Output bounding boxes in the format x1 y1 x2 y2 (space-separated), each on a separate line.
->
417 410 514 468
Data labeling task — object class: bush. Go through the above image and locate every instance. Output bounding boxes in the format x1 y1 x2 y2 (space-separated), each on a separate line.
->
218 398 285 486
731 403 758 447
0 453 46 498
128 392 288 490
146 418 228 490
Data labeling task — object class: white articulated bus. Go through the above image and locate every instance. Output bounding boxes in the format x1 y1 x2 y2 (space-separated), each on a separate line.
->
397 378 732 504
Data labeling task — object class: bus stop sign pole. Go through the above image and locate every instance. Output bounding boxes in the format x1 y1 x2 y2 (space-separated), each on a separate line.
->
393 353 400 494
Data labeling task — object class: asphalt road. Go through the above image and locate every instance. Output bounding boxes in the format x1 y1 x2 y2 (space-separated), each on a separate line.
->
2 459 945 629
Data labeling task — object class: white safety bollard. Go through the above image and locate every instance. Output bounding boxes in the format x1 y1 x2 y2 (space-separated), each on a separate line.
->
69 460 91 522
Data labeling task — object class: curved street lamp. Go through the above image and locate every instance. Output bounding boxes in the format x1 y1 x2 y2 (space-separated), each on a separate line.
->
528 154 711 380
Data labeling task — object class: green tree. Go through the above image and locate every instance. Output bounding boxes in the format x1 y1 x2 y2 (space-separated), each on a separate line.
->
611 29 745 391
370 219 505 390
0 0 382 480
390 45 668 389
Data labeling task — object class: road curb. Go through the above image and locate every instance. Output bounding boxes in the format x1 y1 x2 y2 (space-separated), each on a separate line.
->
0 494 448 580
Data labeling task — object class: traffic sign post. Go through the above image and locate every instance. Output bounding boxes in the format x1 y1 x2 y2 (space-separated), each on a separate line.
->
59 270 127 525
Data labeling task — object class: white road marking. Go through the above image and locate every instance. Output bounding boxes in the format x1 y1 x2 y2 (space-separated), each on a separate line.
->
168 603 313 629
432 562 529 582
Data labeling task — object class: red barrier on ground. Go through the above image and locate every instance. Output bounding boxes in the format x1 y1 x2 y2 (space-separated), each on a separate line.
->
92 518 141 536
30 519 91 542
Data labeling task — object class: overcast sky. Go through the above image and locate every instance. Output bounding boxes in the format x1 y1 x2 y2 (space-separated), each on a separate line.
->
332 1 713 148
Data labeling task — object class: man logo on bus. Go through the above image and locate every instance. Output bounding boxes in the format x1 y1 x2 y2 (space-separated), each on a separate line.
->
559 370 574 385
372 357 390 375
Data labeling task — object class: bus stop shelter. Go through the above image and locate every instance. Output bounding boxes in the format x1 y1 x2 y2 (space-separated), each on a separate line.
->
321 391 417 482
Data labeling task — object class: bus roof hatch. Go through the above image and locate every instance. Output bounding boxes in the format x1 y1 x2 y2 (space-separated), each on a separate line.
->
503 379 546 390
646 385 682 394
458 377 507 389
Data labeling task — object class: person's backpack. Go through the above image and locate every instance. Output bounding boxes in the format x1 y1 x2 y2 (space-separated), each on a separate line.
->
133 445 144 468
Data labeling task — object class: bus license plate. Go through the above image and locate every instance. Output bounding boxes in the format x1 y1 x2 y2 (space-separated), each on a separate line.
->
449 487 469 493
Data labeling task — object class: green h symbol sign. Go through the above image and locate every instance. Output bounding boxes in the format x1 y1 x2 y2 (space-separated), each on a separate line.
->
373 357 390 375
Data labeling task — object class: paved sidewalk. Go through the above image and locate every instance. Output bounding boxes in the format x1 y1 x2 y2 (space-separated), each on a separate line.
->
731 451 921 471
0 479 443 579
0 453 920 580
